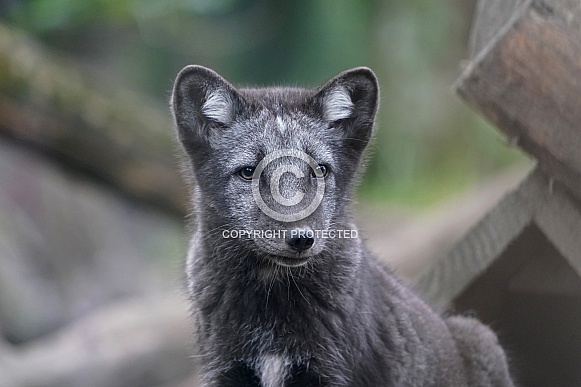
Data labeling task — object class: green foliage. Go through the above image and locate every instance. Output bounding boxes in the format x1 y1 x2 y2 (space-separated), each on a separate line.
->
6 0 133 30
1 0 524 208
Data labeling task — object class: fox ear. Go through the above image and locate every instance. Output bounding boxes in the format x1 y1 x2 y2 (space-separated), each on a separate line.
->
314 67 379 152
172 65 244 151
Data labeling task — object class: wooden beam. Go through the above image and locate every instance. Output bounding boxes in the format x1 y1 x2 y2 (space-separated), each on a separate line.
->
415 168 537 310
468 0 522 58
456 0 581 200
416 167 581 310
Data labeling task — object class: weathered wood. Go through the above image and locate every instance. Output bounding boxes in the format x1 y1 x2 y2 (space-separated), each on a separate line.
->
359 163 531 283
435 2 581 384
0 24 187 215
415 168 536 310
468 0 523 58
415 167 581 310
452 222 581 387
443 167 581 387
456 0 581 200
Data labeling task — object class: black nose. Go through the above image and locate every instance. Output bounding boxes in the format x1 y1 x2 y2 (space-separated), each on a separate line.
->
286 229 315 252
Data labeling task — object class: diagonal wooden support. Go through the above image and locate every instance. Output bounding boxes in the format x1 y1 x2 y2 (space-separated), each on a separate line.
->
456 0 581 200
420 1 581 384
416 167 581 310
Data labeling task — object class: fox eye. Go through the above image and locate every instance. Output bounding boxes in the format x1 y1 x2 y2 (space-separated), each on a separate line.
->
238 166 255 180
311 164 328 178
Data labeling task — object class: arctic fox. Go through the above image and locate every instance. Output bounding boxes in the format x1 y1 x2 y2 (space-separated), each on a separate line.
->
171 65 515 387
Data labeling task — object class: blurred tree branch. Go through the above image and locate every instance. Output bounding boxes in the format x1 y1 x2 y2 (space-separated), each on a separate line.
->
0 294 196 387
0 23 187 216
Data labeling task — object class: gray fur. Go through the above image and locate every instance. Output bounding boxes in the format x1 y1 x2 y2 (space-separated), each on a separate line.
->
171 65 516 386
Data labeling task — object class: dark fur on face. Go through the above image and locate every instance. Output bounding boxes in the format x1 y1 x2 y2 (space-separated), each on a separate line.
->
172 66 515 387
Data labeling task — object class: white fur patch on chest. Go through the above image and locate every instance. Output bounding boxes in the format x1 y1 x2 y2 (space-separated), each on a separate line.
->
258 354 290 387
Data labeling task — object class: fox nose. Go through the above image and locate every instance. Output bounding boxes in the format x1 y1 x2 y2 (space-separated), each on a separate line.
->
286 229 315 252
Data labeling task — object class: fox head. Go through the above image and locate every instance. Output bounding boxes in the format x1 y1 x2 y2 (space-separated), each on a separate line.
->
172 65 379 268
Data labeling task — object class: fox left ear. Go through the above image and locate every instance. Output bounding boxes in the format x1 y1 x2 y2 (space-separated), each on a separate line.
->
314 67 379 153
171 65 246 154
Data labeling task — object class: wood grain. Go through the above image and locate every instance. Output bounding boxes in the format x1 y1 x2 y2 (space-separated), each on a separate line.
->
416 167 581 309
457 0 581 200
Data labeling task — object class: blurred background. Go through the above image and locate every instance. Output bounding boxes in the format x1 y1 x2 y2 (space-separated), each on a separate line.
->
0 0 530 386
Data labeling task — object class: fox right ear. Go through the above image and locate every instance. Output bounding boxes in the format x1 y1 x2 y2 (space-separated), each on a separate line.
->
313 67 379 155
171 65 244 151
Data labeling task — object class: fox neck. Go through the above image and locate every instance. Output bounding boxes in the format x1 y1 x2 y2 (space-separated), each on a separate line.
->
190 232 366 347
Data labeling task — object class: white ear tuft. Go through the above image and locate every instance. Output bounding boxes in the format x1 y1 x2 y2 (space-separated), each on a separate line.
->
323 86 353 122
202 89 234 125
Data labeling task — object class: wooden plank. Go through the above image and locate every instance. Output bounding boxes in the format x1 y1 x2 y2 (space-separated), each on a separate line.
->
456 0 581 200
414 168 539 310
416 167 581 309
468 0 523 58
535 178 581 278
